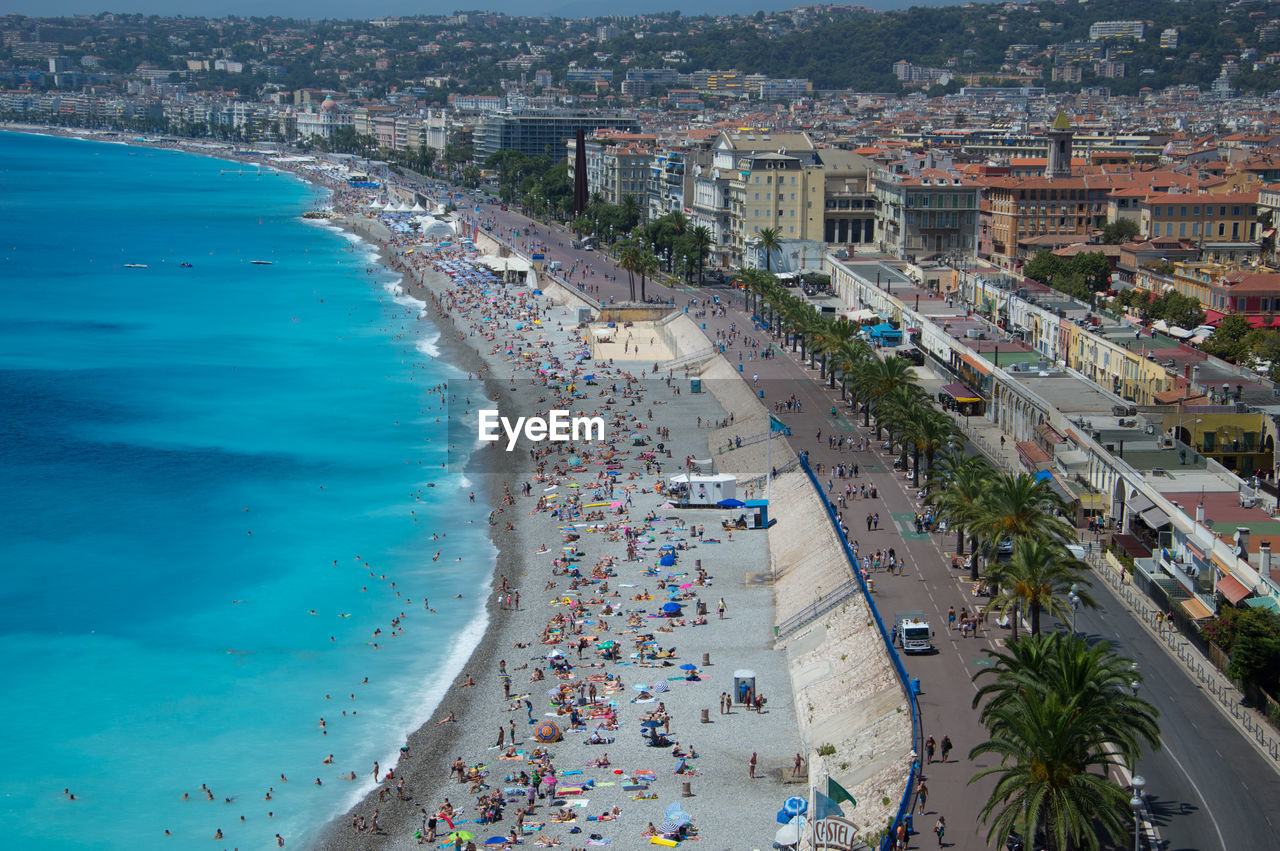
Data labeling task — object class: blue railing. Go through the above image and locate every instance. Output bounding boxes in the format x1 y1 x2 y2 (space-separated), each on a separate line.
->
796 454 921 850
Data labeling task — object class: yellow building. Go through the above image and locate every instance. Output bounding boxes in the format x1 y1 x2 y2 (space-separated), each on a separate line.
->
1063 322 1170 403
1140 190 1259 243
1159 412 1275 475
728 151 825 264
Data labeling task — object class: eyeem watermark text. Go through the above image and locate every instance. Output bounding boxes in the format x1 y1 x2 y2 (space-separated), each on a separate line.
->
478 409 605 451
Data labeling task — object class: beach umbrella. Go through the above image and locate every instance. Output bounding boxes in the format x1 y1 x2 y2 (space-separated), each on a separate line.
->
640 719 661 728
679 663 698 671
485 837 509 845
546 687 562 697
659 554 676 567
633 683 649 691
447 830 476 842
775 816 807 847
783 796 808 817
658 817 684 833
661 602 682 615
547 649 565 658
534 721 561 743
599 640 616 649
652 680 669 693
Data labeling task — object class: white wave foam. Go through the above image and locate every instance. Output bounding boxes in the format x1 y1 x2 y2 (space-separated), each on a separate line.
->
416 333 441 358
335 589 493 818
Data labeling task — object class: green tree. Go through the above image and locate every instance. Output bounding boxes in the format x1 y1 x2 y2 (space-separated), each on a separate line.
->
1227 608 1280 695
1147 291 1205 329
755 227 782 272
903 409 961 489
1202 315 1255 363
970 633 1160 851
1101 218 1140 244
690 225 713 285
986 539 1094 637
1069 251 1112 292
927 452 993 563
1023 250 1067 285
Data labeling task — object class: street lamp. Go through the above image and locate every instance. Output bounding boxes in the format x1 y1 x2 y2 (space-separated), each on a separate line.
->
1130 775 1146 851
1069 583 1080 634
1130 662 1141 696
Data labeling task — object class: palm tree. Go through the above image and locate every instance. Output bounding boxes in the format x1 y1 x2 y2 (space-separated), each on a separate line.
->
856 354 916 435
985 539 1095 638
638 251 658 302
970 633 1160 851
927 452 992 564
755 227 781 272
812 318 859 382
617 241 639 302
620 194 642 230
903 409 961 489
690 226 713 285
971 472 1075 554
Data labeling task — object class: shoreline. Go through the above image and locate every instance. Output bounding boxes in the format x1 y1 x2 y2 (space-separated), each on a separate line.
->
5 123 537 847
318 213 542 849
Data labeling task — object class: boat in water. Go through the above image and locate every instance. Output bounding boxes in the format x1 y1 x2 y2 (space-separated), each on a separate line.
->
123 263 148 268
250 260 273 265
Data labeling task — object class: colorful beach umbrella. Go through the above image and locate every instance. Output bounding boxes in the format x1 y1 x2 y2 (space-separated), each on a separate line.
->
679 663 698 671
534 721 561 743
783 796 808 816
447 830 476 842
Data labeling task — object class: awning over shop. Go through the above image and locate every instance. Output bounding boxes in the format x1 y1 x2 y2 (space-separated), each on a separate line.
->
1181 597 1214 620
1035 423 1065 444
1016 441 1051 469
1246 596 1280 615
940 382 981 403
1218 574 1253 605
1139 506 1171 528
959 351 993 376
1126 492 1155 516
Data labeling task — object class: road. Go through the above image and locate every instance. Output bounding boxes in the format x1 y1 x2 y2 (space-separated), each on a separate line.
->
423 186 1280 849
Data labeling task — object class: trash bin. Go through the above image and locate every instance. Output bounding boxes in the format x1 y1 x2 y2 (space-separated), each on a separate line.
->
910 677 921 695
737 363 743 372
904 814 914 834
758 390 764 399
690 378 702 394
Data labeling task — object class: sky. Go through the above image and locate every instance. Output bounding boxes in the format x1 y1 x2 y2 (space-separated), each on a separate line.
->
5 0 976 20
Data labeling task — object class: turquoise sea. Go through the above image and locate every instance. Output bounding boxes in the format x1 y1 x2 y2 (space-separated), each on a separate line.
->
0 131 494 849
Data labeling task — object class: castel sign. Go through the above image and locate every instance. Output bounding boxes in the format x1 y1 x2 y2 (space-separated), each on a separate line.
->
813 816 860 850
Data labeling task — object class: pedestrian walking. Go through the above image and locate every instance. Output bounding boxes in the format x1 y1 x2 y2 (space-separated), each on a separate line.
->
792 753 805 777
924 735 936 763
934 815 946 846
718 598 726 619
748 752 757 779
895 820 908 851
917 781 928 814
940 735 953 763
947 606 956 632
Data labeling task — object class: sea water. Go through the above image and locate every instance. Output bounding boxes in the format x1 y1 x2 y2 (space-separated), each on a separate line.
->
0 131 494 849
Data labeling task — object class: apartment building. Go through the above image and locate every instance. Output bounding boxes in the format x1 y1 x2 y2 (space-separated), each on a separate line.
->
1136 260 1280 325
873 169 980 260
1139 190 1260 244
689 131 818 267
729 151 825 265
566 131 655 206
